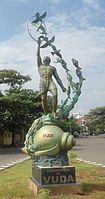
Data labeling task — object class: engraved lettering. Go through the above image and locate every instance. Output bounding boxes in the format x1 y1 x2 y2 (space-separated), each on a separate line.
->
43 134 54 138
60 175 66 183
43 176 50 184
52 176 59 183
67 175 74 183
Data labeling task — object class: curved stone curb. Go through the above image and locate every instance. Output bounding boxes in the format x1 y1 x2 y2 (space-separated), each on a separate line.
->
0 156 30 171
76 158 105 168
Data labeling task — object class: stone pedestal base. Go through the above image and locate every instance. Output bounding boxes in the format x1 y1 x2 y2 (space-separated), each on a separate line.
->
29 177 82 196
29 165 82 196
32 165 76 185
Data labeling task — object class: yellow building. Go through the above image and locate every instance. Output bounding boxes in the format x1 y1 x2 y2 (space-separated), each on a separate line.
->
3 131 12 145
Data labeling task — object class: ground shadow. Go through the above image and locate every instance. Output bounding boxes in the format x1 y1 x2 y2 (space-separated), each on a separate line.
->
81 182 105 194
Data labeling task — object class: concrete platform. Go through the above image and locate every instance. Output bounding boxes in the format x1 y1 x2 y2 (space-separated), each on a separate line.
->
29 177 82 196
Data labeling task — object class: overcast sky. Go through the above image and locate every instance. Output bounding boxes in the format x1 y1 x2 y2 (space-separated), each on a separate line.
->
0 0 105 115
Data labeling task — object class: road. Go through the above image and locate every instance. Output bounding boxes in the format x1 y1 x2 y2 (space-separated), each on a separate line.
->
0 147 29 169
72 134 105 166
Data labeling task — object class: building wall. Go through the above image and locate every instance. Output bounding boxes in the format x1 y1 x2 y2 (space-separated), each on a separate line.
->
3 131 12 145
0 131 25 146
0 132 3 145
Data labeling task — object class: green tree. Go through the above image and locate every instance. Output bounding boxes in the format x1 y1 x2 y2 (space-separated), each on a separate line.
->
0 69 43 144
0 88 42 130
0 88 43 144
86 106 105 135
0 69 31 88
64 117 81 136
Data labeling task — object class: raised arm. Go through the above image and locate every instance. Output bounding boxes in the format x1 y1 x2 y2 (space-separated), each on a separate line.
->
53 67 66 92
36 40 42 67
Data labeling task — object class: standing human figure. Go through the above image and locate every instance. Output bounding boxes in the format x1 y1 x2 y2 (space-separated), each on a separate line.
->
36 40 66 115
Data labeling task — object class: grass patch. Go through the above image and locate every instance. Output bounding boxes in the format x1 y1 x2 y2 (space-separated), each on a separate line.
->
0 153 105 198
0 160 34 199
37 189 50 199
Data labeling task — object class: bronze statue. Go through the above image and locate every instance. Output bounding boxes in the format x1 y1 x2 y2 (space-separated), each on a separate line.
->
23 12 85 167
26 12 85 118
36 39 66 115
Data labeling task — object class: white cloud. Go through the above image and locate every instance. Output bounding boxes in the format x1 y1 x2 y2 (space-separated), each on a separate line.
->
81 0 100 10
66 0 105 29
0 31 38 90
0 13 105 114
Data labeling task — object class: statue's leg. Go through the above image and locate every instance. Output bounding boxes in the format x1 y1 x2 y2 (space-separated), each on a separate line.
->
49 82 58 116
41 93 47 114
52 95 57 116
39 81 48 115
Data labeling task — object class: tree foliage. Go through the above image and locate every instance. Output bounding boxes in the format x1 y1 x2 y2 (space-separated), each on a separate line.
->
86 106 105 134
0 69 43 138
0 88 43 133
0 69 31 88
64 117 81 135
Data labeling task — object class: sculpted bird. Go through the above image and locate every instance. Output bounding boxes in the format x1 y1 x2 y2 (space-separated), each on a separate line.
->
72 58 85 81
72 58 81 70
56 58 69 71
50 44 62 58
51 50 62 59
31 12 47 24
40 36 55 48
76 69 86 81
36 22 47 35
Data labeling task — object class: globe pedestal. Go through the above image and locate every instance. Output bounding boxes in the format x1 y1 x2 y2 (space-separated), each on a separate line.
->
23 114 81 196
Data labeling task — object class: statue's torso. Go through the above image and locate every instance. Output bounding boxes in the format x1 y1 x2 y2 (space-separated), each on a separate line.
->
38 65 57 92
38 65 54 81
